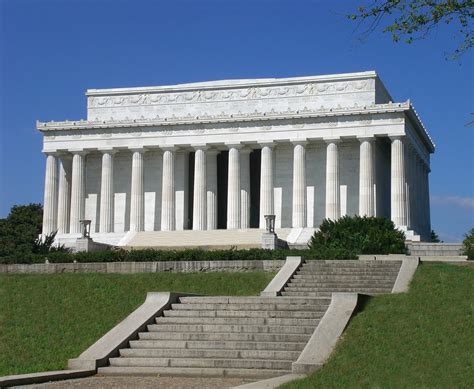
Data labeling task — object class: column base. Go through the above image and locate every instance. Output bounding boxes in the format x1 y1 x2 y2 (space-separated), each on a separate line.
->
396 225 421 242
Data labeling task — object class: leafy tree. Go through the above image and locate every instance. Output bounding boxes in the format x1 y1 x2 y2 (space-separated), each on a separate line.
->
309 215 407 255
348 0 474 59
0 204 43 258
462 228 474 260
430 229 442 242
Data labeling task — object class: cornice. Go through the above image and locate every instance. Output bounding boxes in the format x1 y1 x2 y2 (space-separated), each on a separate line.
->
86 71 377 96
37 101 409 132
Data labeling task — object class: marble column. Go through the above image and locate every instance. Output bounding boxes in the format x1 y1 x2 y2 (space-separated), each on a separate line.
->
227 145 241 229
193 146 207 230
57 155 72 234
292 141 307 228
325 139 340 220
259 143 274 228
99 150 116 233
240 148 251 229
161 147 175 231
129 149 145 232
358 137 375 217
206 150 218 230
390 136 407 227
69 151 87 234
42 153 58 235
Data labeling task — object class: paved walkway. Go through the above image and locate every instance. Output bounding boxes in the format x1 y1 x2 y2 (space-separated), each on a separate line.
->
21 375 253 389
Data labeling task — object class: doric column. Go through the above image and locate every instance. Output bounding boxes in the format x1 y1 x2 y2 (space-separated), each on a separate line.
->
129 149 145 232
206 149 218 230
193 146 207 230
405 143 413 229
227 145 241 229
240 147 251 229
99 149 116 233
390 136 407 227
325 139 340 220
358 137 375 217
42 153 58 235
292 141 307 228
161 147 175 231
423 162 432 237
259 143 274 228
69 151 87 234
57 155 72 234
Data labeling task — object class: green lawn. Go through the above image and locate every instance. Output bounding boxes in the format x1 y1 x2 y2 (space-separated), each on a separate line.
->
0 272 274 376
281 263 474 389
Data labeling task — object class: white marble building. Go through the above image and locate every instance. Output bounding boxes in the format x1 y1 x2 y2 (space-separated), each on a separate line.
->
38 71 434 245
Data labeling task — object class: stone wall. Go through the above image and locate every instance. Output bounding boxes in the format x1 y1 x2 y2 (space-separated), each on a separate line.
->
0 260 284 274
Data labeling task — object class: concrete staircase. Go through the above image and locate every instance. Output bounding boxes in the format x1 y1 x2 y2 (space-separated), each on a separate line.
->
98 260 402 378
281 260 402 298
98 296 330 378
124 229 292 250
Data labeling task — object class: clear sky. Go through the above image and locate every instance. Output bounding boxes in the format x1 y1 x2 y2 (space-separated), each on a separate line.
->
0 0 473 242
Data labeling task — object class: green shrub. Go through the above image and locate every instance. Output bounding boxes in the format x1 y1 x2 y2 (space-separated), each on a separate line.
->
309 215 406 255
462 228 474 260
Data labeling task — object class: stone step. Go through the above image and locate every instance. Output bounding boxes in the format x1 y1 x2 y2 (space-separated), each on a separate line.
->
120 348 301 361
147 323 315 334
109 357 292 370
138 331 311 343
129 340 306 351
163 309 325 319
178 296 324 304
302 260 402 265
291 272 398 281
155 316 319 327
287 280 396 287
98 366 288 378
171 302 330 311
296 270 400 276
283 286 392 293
281 291 388 297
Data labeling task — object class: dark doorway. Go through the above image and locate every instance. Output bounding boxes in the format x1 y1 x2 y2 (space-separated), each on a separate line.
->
217 151 228 229
250 149 261 228
187 152 195 229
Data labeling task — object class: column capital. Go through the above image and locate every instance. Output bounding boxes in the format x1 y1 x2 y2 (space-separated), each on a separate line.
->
240 146 253 154
258 141 274 148
43 151 60 157
69 149 89 156
388 135 405 142
191 144 208 151
160 145 177 152
323 137 341 144
225 142 243 149
291 139 308 146
206 148 220 156
98 148 118 155
129 147 146 154
357 136 375 143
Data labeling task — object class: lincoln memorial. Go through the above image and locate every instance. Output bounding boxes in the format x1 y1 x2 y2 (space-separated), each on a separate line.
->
37 71 434 247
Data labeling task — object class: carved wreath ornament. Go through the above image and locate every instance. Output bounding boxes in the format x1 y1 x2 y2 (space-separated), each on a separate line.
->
88 81 369 108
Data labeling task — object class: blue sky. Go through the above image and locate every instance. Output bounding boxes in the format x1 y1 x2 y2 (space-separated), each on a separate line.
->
0 0 473 241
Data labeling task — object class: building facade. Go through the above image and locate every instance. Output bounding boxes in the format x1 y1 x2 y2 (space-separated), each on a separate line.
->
38 71 434 245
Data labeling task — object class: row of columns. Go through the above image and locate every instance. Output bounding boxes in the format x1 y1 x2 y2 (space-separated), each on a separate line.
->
42 137 430 236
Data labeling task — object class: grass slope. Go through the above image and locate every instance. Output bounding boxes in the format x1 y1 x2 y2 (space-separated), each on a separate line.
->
0 272 274 376
282 263 474 389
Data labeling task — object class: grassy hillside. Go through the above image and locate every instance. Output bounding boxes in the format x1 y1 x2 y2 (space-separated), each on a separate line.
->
281 263 474 389
0 272 274 376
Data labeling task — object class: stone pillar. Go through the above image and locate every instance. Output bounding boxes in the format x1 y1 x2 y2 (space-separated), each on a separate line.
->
57 155 72 234
240 148 251 229
227 145 241 229
358 137 375 217
42 153 58 235
161 147 175 231
325 139 340 220
405 143 412 230
99 150 116 233
206 149 218 230
423 163 432 238
259 143 274 228
390 136 407 227
129 149 145 232
292 141 307 228
193 146 207 230
69 151 87 234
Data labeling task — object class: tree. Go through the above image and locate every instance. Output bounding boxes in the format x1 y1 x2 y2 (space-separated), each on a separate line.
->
430 229 442 242
462 228 474 260
348 0 474 59
0 204 43 258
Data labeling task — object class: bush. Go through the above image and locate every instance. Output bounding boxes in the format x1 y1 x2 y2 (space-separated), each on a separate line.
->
462 228 474 260
309 215 406 255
